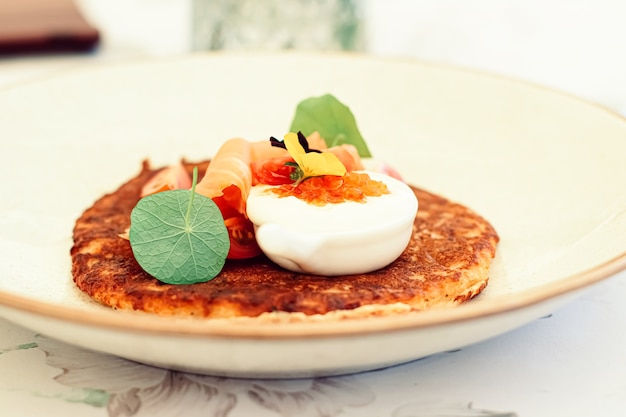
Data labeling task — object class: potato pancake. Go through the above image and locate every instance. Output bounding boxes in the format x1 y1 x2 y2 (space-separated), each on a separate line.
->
71 161 499 319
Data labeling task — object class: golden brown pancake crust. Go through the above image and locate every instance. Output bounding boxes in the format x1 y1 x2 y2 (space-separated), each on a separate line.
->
71 161 499 318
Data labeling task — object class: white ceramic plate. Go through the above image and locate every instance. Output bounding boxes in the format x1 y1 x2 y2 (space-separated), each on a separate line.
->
0 53 625 378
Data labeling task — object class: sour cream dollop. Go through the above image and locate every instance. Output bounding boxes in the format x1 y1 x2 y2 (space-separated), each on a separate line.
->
246 171 418 276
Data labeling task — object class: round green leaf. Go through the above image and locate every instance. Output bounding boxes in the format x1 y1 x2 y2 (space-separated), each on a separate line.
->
289 94 372 157
129 189 230 284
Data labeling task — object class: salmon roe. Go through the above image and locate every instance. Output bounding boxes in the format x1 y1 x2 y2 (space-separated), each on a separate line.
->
271 172 389 205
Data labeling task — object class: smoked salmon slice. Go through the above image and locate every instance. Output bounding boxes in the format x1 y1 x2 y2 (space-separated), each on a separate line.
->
326 144 364 172
195 137 252 214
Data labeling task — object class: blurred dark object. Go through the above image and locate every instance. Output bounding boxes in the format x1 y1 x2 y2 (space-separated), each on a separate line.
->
0 0 99 56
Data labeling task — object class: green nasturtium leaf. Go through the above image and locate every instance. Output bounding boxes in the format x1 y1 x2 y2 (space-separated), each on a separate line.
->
289 93 372 158
129 169 229 285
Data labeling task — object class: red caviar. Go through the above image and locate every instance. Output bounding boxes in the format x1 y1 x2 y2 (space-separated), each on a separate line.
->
271 172 389 205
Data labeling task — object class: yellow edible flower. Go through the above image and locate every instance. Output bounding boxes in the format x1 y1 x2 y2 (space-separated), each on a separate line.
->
283 132 346 180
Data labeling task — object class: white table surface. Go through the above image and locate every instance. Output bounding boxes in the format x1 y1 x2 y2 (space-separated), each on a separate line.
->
1 1 625 416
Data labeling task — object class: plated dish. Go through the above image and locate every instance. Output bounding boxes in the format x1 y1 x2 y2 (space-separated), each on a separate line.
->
0 53 625 377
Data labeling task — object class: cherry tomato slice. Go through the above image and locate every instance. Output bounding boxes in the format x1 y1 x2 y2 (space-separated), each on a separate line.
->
212 194 262 259
251 156 296 185
223 215 262 259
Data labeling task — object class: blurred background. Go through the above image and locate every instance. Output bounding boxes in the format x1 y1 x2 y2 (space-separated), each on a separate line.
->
1 0 625 115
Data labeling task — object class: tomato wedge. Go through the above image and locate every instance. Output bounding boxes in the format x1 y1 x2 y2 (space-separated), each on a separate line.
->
212 191 262 259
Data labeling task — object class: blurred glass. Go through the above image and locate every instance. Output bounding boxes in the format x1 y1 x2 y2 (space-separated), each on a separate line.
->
192 0 363 51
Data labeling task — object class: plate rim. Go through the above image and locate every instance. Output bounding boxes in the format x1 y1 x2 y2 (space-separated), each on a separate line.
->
1 52 626 340
1 252 624 339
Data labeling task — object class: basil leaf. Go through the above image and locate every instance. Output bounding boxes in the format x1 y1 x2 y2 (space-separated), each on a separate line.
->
129 178 229 284
289 94 372 158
